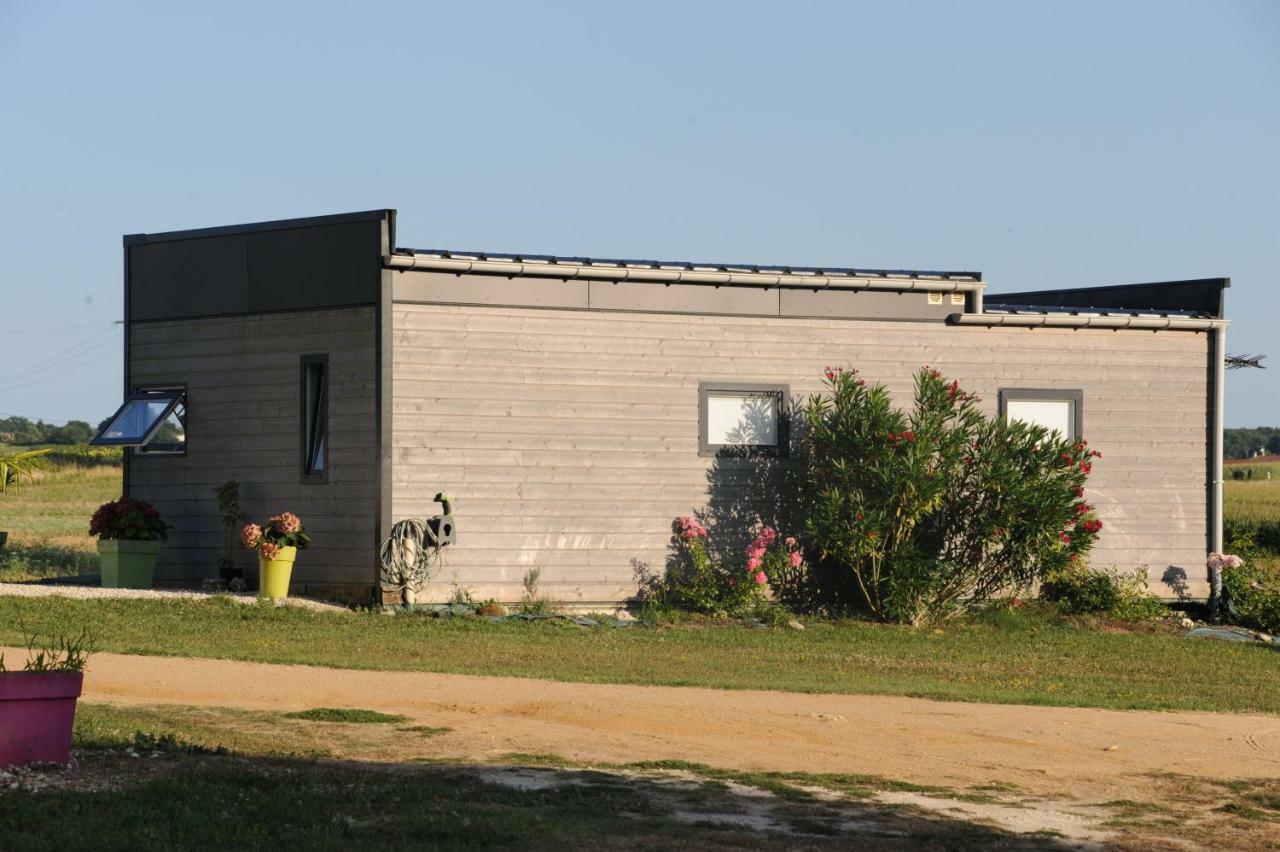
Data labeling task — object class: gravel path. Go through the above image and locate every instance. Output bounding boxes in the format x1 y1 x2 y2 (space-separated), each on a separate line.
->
0 582 350 613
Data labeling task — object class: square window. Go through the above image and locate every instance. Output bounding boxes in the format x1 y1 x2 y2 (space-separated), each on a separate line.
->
999 389 1083 441
699 383 788 457
92 390 185 452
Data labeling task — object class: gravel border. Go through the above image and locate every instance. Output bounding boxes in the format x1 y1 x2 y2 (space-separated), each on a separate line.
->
0 582 351 613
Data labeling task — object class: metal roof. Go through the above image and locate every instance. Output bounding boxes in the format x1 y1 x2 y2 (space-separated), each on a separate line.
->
394 247 982 283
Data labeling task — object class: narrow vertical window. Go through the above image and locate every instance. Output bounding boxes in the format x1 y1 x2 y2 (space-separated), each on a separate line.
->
301 354 328 480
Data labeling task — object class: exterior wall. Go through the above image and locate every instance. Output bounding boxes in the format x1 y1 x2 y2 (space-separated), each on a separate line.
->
128 307 378 596
391 300 1211 604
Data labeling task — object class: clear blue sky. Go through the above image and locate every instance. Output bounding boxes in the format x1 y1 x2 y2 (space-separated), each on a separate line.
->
1 1 1276 427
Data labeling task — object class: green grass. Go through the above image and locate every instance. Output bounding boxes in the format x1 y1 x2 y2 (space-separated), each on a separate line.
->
3 595 1279 713
283 707 409 724
0 457 119 581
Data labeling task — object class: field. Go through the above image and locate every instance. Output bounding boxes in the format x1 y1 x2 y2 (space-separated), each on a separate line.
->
0 448 119 582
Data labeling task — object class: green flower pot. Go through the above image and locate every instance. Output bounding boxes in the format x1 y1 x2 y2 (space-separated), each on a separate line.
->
98 539 161 589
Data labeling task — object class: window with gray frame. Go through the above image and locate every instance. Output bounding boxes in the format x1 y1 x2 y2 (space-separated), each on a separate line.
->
91 387 186 455
999 388 1084 441
301 354 328 480
698 382 788 457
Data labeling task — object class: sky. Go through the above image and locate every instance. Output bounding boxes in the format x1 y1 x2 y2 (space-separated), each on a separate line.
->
1 0 1277 427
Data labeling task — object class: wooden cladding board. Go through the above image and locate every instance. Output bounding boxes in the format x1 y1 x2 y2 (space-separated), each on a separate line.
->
391 303 1213 602
128 307 378 589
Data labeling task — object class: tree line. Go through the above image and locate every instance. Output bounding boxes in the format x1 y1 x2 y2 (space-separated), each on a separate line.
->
1226 427 1280 460
0 415 101 446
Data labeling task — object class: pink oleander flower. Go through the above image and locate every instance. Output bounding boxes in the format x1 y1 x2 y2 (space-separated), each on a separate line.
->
271 512 302 534
747 554 763 571
784 536 797 548
241 523 263 549
676 515 708 540
759 527 777 544
789 551 803 569
259 541 281 561
753 571 768 585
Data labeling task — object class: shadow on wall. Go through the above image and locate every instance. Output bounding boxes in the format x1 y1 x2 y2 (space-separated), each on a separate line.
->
691 395 859 611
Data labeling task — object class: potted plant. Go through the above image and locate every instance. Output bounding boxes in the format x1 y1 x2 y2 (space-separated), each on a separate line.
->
0 633 90 768
241 512 310 600
214 478 246 591
90 497 173 588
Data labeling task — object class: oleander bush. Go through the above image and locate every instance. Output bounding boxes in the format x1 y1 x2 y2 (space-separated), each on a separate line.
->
1221 555 1280 634
799 366 1103 626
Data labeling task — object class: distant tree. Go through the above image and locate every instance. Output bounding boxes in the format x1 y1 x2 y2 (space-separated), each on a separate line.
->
44 420 94 445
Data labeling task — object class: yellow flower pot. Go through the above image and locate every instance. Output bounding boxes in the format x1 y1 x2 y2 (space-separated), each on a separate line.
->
258 546 298 600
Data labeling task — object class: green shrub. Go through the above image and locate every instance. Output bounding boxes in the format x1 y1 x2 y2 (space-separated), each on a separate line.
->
1225 518 1280 555
1223 557 1280 634
800 366 1102 625
1039 565 1166 619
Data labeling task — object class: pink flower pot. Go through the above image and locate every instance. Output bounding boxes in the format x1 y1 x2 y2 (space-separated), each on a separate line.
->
0 671 84 767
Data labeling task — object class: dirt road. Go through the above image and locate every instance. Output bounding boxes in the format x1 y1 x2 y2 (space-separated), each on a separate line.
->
49 648 1278 803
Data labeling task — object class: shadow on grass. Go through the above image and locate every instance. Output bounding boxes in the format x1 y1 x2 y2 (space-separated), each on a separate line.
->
0 750 1088 851
0 542 98 583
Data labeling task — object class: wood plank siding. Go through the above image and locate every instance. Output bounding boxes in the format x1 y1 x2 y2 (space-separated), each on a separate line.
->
128 307 378 596
391 302 1211 603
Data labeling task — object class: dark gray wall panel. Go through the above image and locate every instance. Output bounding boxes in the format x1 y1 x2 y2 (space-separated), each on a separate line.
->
129 218 384 321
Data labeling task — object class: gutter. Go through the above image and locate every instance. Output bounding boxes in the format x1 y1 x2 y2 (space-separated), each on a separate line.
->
948 313 1229 332
385 253 986 294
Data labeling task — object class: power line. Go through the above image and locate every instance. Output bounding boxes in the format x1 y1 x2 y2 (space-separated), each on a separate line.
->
0 326 120 385
0 343 122 394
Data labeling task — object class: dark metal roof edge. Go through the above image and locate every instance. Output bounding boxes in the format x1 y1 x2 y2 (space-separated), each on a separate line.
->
983 303 1210 318
392 247 982 281
124 209 396 246
991 277 1230 301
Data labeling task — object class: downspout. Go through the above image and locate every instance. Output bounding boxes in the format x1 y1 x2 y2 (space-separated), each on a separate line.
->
1210 324 1226 620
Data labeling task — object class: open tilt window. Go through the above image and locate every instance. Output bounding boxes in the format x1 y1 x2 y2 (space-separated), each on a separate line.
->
301 354 328 481
91 389 186 454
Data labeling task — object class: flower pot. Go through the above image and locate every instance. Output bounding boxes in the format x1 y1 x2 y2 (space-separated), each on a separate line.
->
0 671 84 767
259 545 298 600
98 539 161 589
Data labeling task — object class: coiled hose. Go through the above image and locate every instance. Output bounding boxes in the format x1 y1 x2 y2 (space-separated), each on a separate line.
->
379 517 443 593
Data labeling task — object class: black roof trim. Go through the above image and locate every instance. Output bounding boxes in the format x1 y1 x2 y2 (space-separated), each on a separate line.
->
989 277 1230 319
124 209 396 246
394 247 982 282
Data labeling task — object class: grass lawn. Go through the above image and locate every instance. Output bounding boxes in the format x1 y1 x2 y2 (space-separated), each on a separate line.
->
2 596 1278 713
0 456 119 582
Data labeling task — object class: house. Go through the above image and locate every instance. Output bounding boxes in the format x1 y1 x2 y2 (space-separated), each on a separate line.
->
94 209 1229 604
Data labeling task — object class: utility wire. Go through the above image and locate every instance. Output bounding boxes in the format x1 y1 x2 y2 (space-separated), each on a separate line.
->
0 344 122 394
0 327 120 385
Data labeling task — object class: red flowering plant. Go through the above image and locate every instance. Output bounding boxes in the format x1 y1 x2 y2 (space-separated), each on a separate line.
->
89 497 172 542
801 366 1101 625
240 511 310 561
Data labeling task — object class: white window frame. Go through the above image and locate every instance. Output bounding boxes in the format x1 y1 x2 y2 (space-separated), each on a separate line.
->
698 382 789 458
999 388 1084 441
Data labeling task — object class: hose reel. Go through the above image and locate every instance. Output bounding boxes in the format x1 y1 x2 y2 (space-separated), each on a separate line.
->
379 493 455 603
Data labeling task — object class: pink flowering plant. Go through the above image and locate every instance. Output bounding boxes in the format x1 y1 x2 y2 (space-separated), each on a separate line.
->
1215 551 1280 633
240 511 310 561
642 515 801 615
801 366 1101 625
